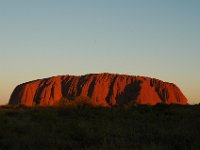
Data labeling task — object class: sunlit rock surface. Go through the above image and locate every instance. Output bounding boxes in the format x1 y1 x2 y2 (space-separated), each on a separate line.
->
9 73 188 106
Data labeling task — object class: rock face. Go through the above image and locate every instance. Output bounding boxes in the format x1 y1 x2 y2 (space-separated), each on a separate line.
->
9 73 188 106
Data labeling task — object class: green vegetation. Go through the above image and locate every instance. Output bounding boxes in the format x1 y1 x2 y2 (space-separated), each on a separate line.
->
0 104 200 150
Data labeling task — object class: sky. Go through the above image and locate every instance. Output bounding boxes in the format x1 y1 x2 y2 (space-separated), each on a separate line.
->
0 0 199 105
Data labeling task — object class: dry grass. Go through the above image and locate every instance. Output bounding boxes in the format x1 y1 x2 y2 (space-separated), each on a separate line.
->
0 104 199 150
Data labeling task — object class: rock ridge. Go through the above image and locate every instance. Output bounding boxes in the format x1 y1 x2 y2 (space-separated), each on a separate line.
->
9 73 188 106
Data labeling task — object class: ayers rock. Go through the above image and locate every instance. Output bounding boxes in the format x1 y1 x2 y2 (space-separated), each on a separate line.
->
9 73 188 106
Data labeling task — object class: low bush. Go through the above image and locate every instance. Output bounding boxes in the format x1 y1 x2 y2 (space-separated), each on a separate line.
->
55 96 94 108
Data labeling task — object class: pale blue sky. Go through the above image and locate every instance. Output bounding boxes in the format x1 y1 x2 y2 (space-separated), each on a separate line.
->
0 0 200 104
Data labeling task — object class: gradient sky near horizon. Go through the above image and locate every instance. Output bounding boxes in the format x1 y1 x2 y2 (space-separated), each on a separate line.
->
0 0 199 104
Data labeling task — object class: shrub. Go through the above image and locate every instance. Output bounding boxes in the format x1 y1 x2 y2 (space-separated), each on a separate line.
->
55 96 94 108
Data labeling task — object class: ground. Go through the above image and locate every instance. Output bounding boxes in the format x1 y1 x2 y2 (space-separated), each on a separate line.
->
0 104 199 150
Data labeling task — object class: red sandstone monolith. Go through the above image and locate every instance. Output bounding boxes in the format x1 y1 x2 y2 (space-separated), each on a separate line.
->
9 73 188 106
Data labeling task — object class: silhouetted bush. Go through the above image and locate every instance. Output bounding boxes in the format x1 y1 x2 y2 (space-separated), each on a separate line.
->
55 96 94 108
